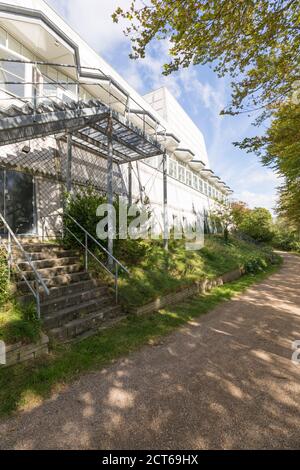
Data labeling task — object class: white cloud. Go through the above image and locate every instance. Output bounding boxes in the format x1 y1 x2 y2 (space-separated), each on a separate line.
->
47 0 132 55
235 189 279 214
179 68 226 113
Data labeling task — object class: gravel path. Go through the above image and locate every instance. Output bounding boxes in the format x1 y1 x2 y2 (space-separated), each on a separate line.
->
1 252 300 450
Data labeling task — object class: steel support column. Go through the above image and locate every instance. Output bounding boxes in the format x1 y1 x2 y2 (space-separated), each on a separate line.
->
128 162 132 206
163 152 168 251
107 113 114 267
66 133 73 192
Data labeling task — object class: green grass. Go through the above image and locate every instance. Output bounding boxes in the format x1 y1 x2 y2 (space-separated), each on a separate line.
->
0 260 281 417
117 235 280 310
0 247 41 345
0 300 41 345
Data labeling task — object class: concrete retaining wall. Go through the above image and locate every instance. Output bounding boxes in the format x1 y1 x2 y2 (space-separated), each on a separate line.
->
132 267 245 316
1 333 49 368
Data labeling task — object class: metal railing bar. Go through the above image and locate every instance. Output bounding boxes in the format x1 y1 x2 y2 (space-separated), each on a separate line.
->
65 213 129 275
63 225 113 278
0 213 49 296
0 238 37 299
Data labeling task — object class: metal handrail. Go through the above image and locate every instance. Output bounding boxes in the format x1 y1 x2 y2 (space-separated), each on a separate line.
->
41 213 129 303
65 214 129 274
0 212 49 318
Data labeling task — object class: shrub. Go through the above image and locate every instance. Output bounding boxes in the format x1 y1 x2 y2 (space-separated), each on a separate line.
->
239 207 274 243
272 227 300 252
244 257 268 274
63 189 148 266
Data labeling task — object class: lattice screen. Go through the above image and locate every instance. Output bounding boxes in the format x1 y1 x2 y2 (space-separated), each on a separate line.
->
0 136 127 195
0 137 59 177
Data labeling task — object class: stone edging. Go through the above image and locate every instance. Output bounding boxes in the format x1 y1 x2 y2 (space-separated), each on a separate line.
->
1 333 49 368
132 267 245 316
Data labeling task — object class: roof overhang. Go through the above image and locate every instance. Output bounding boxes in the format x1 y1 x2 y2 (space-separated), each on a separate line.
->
174 148 195 163
128 109 160 136
0 4 77 67
79 73 129 114
201 168 216 182
157 132 180 152
189 159 206 172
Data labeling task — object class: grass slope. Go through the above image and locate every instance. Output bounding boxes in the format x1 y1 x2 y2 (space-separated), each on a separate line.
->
0 261 281 417
118 235 278 309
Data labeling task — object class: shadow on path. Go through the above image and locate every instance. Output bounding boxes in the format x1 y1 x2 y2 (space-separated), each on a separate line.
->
0 253 300 449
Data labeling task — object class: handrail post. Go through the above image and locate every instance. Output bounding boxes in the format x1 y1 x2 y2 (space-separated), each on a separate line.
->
128 162 132 207
107 113 114 269
33 62 37 121
66 133 73 193
115 262 119 304
163 151 169 252
7 232 11 282
35 280 41 320
85 232 88 271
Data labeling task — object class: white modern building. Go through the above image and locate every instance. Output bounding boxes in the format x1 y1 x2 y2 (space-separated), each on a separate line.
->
0 0 233 240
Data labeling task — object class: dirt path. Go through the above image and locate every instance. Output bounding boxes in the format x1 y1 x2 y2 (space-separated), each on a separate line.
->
1 252 300 450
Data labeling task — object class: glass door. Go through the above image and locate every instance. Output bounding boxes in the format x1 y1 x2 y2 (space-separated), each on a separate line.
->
0 169 36 235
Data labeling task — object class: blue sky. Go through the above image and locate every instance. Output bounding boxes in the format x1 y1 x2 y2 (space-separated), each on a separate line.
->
47 0 280 213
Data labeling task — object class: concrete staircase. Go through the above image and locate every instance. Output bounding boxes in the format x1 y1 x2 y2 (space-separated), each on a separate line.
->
15 240 124 343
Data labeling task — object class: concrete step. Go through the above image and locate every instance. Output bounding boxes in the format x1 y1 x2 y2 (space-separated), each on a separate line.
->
64 317 125 344
15 250 79 262
41 285 109 315
42 295 113 329
15 243 61 253
16 237 48 244
18 257 79 271
16 271 91 294
18 278 99 303
15 263 83 281
48 305 123 342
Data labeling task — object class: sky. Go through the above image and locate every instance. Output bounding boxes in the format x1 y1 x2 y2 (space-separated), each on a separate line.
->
47 0 281 214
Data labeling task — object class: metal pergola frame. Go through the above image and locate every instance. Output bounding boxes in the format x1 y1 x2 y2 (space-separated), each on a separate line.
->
0 57 170 261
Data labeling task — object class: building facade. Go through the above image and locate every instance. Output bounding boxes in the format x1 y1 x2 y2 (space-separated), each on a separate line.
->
0 0 233 240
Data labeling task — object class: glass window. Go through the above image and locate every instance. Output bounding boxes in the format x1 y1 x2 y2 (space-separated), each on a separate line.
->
208 185 212 198
178 165 185 184
204 181 208 195
66 79 77 97
0 60 25 97
168 159 177 178
198 178 204 193
7 34 21 55
193 174 198 191
22 46 35 61
47 67 58 82
147 156 157 168
0 27 6 46
186 170 192 186
157 155 163 169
